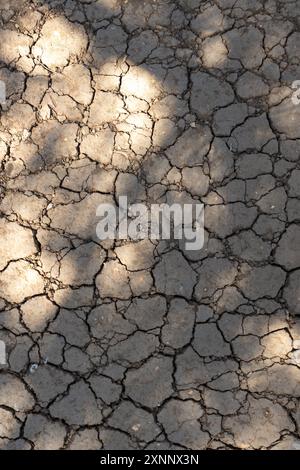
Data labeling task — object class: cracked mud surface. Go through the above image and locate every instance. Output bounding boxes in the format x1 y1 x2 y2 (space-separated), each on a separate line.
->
0 0 300 451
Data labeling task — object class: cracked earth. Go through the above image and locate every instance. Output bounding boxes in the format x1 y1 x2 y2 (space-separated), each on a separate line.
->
0 0 300 451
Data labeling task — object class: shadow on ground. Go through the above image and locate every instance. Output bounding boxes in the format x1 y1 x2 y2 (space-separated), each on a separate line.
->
0 0 300 451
